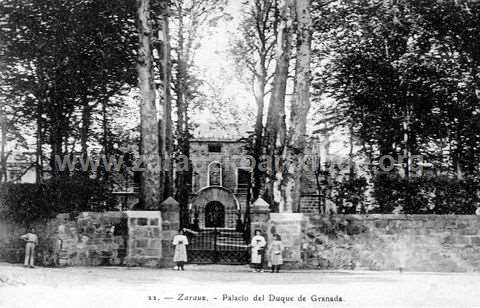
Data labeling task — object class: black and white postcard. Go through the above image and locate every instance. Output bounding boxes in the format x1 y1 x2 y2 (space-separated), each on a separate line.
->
1 0 480 307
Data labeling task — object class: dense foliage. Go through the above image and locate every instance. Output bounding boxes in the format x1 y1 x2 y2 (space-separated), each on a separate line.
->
372 174 479 214
309 0 480 214
0 178 114 224
314 0 480 170
0 0 138 177
1 0 480 215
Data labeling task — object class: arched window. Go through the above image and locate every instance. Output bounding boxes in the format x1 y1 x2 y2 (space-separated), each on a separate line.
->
207 161 222 186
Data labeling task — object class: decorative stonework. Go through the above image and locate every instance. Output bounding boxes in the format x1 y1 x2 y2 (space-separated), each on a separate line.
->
191 186 241 228
250 198 270 237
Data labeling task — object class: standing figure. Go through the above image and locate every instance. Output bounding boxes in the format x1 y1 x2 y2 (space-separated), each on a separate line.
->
268 234 284 273
20 227 38 268
250 229 266 272
172 229 189 270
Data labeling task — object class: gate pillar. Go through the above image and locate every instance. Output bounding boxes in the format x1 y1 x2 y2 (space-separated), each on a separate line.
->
160 197 180 268
267 213 306 267
125 211 162 267
250 198 270 238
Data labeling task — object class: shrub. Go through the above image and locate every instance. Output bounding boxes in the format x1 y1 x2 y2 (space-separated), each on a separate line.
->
334 177 369 214
372 173 479 214
0 177 115 225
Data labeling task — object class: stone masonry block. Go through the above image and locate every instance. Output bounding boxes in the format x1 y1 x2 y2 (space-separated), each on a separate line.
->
144 249 161 257
471 237 480 246
461 228 478 236
136 239 148 248
150 239 162 249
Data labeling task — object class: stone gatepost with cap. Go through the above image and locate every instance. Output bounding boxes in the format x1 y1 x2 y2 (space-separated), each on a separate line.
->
159 197 180 267
250 197 306 268
250 198 271 238
266 213 306 268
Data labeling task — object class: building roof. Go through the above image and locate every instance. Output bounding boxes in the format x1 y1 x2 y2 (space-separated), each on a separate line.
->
191 121 252 142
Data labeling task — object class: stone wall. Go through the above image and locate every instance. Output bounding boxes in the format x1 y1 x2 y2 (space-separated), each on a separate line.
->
61 212 129 266
300 195 321 214
126 211 162 266
301 214 480 272
0 219 31 263
160 199 180 268
0 211 163 267
267 213 306 264
0 212 128 266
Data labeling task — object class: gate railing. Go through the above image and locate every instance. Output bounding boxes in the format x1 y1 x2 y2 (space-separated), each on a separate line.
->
186 228 249 264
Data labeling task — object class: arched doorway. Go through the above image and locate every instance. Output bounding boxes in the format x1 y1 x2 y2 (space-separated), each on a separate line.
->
191 186 241 229
188 188 249 264
205 201 225 228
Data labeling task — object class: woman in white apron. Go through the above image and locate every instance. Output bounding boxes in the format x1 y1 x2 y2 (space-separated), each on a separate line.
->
250 229 266 272
173 229 189 270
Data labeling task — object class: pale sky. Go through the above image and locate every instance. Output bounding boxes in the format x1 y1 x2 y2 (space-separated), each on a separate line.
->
192 0 349 157
192 1 256 129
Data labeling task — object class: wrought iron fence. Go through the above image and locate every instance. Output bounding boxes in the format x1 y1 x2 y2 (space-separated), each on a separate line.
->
187 228 249 264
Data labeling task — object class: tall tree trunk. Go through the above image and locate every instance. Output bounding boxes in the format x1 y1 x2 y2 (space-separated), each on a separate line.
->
263 0 293 211
349 124 355 179
137 0 161 209
0 105 6 182
174 3 191 227
80 97 90 163
250 0 274 201
252 56 266 200
50 121 64 177
155 10 173 200
101 99 110 182
403 103 410 179
282 0 312 213
35 101 43 183
162 13 173 199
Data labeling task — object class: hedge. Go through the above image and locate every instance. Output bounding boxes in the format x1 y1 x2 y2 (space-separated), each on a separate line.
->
0 177 115 225
372 173 479 214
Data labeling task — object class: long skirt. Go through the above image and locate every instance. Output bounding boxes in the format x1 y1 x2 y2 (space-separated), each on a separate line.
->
251 247 263 264
269 251 283 266
173 244 187 262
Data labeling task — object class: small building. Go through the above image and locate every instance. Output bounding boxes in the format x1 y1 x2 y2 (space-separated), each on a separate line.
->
188 122 252 229
2 151 36 183
186 121 324 229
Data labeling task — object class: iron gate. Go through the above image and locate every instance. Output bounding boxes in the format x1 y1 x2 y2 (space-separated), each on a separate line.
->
187 228 249 264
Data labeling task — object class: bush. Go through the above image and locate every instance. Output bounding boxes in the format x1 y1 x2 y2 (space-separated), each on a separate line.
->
0 177 115 225
372 173 479 214
334 177 369 214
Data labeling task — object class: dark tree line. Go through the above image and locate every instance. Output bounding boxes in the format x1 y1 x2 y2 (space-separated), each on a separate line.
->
0 0 138 180
0 0 230 220
310 0 480 213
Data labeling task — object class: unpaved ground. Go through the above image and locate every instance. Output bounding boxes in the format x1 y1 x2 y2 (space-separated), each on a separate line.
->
1 262 480 308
